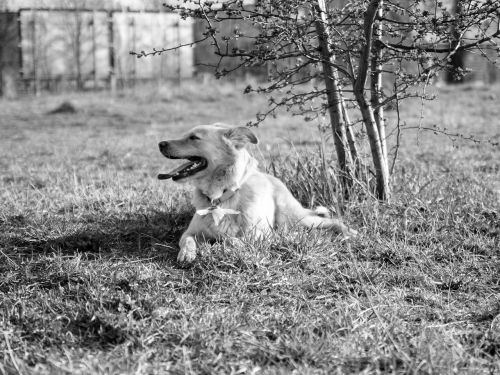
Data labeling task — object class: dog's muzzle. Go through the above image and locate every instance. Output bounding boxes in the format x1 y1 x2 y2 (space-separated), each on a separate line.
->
158 141 208 181
158 141 169 155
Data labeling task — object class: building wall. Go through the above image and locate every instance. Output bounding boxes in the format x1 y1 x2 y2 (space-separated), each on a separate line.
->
114 12 193 82
1 0 167 12
1 9 194 94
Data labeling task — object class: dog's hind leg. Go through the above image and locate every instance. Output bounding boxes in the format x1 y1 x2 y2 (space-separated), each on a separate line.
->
297 213 358 238
272 178 357 238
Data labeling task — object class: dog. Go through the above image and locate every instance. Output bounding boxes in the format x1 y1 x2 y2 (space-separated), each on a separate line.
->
158 123 357 262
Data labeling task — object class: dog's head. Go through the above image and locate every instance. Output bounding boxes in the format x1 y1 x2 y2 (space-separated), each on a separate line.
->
158 123 258 183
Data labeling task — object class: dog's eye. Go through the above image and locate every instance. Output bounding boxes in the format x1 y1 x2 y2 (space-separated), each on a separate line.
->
189 134 200 140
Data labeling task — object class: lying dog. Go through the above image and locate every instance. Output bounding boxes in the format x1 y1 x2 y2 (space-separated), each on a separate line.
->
158 124 357 262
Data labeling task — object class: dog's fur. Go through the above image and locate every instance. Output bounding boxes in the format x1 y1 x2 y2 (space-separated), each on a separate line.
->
159 124 357 262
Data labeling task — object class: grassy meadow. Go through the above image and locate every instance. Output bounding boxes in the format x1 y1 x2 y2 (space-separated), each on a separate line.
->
0 80 499 374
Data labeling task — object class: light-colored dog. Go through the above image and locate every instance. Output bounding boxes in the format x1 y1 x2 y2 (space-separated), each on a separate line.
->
158 123 357 262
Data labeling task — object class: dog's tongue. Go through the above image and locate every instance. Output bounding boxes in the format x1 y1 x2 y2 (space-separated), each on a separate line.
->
157 173 172 180
158 161 195 180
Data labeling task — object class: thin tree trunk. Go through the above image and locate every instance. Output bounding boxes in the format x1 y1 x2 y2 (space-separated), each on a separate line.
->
370 0 387 163
31 11 38 96
354 93 389 200
341 98 361 175
354 0 390 200
92 11 97 89
107 11 116 95
74 10 83 90
313 0 352 194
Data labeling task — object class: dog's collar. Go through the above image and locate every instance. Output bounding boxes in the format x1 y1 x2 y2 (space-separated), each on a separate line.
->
205 187 239 207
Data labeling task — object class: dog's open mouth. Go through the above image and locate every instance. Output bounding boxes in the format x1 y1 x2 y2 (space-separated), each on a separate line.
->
158 156 208 181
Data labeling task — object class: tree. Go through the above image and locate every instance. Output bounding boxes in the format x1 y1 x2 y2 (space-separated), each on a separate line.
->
62 0 86 90
445 0 467 83
0 12 20 98
134 0 500 200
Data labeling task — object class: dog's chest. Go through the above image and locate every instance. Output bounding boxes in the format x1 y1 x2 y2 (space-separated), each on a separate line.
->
193 193 244 236
192 181 275 236
200 208 242 236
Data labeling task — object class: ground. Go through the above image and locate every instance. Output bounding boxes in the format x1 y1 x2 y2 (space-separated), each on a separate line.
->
0 80 499 374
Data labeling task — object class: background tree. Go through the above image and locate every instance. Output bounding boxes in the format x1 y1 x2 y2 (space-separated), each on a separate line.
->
0 12 20 98
62 0 86 90
445 0 467 83
134 0 500 200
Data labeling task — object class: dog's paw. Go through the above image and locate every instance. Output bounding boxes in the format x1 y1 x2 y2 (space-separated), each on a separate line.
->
178 237 197 263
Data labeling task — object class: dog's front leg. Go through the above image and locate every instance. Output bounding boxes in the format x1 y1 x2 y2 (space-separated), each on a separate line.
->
178 215 210 263
178 233 197 263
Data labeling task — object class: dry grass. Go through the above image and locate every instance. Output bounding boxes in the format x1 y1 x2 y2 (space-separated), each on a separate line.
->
0 80 499 374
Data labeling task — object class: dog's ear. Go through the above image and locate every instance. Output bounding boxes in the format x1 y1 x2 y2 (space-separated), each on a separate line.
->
224 127 259 149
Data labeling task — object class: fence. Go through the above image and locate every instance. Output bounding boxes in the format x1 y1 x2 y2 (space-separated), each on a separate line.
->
0 8 194 97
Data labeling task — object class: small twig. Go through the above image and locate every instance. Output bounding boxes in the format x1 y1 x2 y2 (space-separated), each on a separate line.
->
401 125 499 146
129 35 211 58
390 80 401 175
3 331 24 375
0 249 17 267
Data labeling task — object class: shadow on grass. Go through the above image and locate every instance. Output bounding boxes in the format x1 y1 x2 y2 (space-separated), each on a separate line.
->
1 209 193 263
1 209 197 353
9 311 128 350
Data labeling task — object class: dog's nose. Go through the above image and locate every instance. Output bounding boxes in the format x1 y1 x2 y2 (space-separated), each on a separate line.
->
158 141 169 151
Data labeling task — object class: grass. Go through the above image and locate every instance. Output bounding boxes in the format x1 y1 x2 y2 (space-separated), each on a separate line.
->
0 80 499 374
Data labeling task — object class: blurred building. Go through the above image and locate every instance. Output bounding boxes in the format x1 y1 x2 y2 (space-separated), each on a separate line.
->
0 0 195 97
